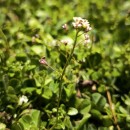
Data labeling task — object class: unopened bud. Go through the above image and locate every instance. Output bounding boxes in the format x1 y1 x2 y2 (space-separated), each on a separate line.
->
39 57 48 65
62 24 68 31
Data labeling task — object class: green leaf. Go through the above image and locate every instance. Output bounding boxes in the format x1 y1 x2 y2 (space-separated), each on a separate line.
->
91 109 102 120
31 45 43 54
21 87 36 94
79 99 91 114
75 114 91 130
20 114 33 125
41 87 53 99
86 123 97 130
119 106 128 114
7 86 16 94
31 109 41 127
25 65 36 71
64 116 73 129
102 115 113 127
92 93 106 111
17 109 41 130
67 107 78 116
49 81 59 93
0 28 8 43
11 122 24 130
64 84 75 99
16 53 27 62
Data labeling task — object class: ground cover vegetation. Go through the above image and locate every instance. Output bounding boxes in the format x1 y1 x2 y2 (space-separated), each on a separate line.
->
0 0 130 130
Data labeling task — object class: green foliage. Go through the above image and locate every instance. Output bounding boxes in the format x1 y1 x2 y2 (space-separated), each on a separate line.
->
0 0 130 129
11 109 41 130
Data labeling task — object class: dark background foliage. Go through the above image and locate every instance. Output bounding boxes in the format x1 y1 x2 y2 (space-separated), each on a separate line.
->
0 0 130 129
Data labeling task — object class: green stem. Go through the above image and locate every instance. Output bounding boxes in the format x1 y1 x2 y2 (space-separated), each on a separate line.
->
50 30 79 130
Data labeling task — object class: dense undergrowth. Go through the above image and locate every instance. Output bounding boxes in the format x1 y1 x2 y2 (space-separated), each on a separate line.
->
0 0 130 130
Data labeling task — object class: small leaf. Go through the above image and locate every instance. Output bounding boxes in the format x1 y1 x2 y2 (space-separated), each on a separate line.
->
102 115 113 127
11 122 24 130
21 115 33 123
25 65 36 71
42 87 53 99
0 28 8 43
91 109 102 120
67 107 78 116
19 115 33 129
31 45 43 54
75 114 91 130
64 116 73 129
21 87 36 94
92 93 106 111
64 84 75 99
31 109 41 127
119 106 128 114
79 99 91 114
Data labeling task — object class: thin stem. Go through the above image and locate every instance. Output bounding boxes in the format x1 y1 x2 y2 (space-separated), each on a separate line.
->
50 30 79 130
106 88 121 130
47 64 61 76
57 30 79 118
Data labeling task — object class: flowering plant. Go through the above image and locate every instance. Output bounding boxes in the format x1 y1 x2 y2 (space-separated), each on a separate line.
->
40 17 92 129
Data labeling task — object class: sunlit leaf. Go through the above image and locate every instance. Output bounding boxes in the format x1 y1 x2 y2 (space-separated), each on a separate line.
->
67 107 78 116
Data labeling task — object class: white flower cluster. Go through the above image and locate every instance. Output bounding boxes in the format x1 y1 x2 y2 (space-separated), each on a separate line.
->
72 17 92 32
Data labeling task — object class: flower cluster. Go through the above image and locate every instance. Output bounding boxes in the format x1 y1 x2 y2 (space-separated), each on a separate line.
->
72 17 92 44
72 17 92 32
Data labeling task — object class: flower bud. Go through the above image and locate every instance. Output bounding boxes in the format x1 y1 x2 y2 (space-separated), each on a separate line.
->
39 57 48 65
62 23 68 31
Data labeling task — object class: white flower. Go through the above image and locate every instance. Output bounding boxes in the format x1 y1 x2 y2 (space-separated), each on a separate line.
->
72 17 83 29
18 95 28 105
72 17 92 32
